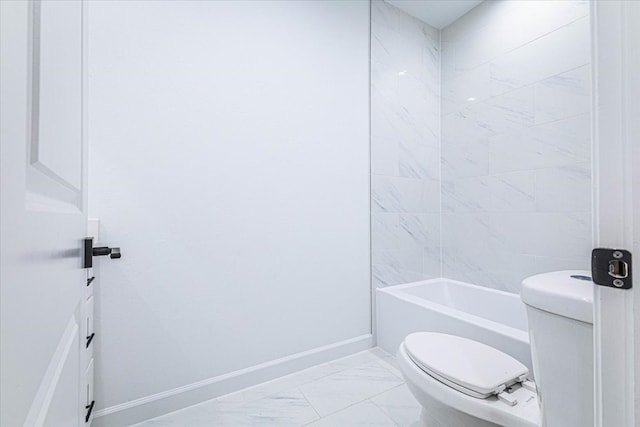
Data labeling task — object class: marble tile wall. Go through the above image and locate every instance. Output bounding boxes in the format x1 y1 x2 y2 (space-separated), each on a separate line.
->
371 0 441 288
440 1 592 293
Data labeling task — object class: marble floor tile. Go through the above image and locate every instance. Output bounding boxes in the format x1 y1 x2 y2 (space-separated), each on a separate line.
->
231 362 340 403
370 384 423 427
368 346 394 360
304 401 397 427
132 348 417 427
299 361 403 416
369 347 403 378
205 389 320 426
327 350 382 371
131 404 223 427
135 389 320 427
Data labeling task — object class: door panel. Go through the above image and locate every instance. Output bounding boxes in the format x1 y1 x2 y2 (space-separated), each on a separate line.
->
43 330 80 427
1 0 88 425
28 318 81 427
35 0 84 192
591 1 638 426
27 0 84 210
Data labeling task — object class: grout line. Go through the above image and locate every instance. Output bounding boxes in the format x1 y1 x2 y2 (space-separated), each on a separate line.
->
369 353 402 376
298 386 322 423
300 352 406 424
442 15 590 78
368 399 404 427
441 73 590 122
300 380 407 426
143 352 411 426
211 351 378 406
368 384 412 427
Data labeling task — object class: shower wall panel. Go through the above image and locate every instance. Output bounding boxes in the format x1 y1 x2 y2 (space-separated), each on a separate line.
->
371 1 441 288
440 1 592 292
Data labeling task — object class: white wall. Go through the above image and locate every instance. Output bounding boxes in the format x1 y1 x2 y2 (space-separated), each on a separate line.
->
440 1 592 292
370 1 441 287
87 0 370 422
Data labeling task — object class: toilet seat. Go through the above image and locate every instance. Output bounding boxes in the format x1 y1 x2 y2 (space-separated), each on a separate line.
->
398 339 540 427
404 332 530 400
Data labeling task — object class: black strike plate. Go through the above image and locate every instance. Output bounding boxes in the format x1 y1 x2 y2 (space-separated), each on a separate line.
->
591 248 632 289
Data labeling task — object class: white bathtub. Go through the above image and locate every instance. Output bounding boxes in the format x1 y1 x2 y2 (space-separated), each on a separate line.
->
376 278 532 373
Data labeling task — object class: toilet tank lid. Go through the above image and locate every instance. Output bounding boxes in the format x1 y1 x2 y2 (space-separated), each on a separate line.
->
520 270 594 324
404 332 529 398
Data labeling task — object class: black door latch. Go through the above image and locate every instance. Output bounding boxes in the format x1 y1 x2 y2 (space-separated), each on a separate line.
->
591 248 632 289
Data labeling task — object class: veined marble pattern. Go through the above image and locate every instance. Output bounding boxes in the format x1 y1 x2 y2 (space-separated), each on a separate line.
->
131 349 422 427
372 0 592 293
371 1 441 288
441 1 592 293
443 1 588 73
489 17 590 97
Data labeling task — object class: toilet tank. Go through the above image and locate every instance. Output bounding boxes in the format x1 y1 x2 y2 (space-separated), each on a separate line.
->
520 271 594 427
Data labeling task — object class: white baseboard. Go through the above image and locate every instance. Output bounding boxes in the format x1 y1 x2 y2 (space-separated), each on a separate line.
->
92 334 373 427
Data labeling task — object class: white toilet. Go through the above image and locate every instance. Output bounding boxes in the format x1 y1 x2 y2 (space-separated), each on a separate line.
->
397 271 594 427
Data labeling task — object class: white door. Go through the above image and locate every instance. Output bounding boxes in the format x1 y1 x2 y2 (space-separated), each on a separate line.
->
591 1 639 426
1 0 90 426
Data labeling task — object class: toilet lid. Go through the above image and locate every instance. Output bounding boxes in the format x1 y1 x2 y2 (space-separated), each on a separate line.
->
404 332 529 399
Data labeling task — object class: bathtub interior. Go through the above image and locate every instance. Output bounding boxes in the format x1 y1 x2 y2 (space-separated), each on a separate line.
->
375 277 533 373
393 279 529 332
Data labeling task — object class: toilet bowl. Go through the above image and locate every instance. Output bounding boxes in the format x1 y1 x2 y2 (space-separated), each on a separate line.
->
397 271 594 427
398 332 539 427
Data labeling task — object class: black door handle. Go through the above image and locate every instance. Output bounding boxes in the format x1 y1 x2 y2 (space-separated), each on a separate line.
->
83 238 122 268
92 246 121 258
